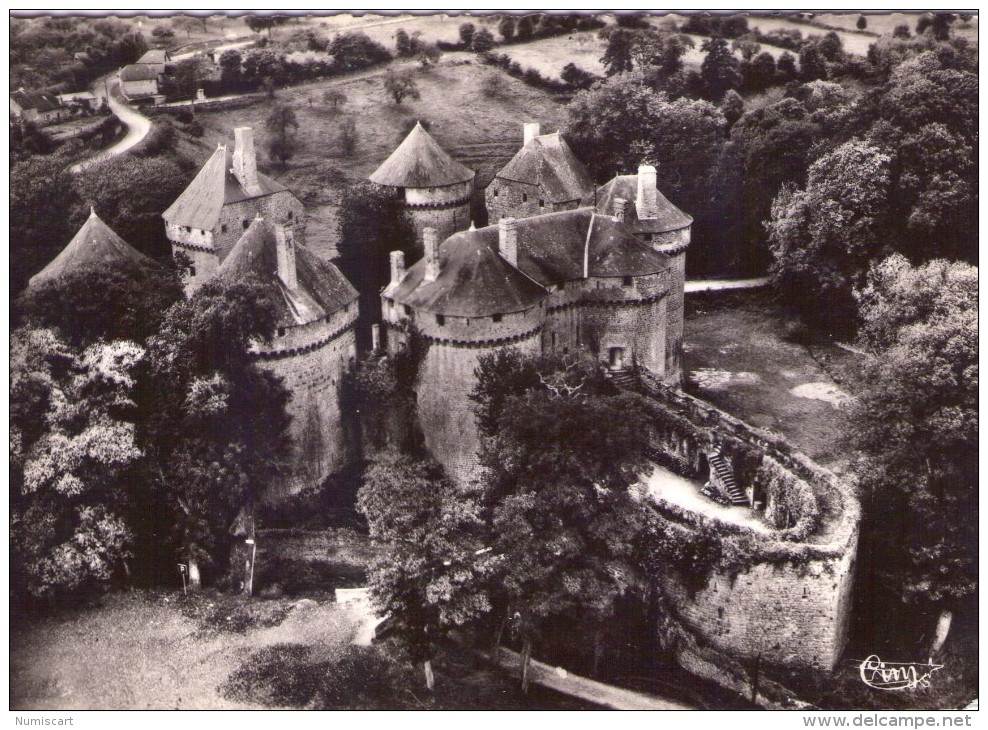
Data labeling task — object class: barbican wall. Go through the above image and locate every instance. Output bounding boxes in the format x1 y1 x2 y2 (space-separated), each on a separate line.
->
255 304 358 500
639 375 859 671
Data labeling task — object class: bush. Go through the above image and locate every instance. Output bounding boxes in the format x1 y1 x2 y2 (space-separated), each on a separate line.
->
339 117 359 156
481 71 508 97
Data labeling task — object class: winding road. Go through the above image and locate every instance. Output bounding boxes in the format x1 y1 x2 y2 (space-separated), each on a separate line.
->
70 75 152 173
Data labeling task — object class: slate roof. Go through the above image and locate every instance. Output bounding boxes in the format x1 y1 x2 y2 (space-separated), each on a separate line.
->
29 209 154 288
369 122 475 188
495 132 594 204
390 209 670 317
216 218 358 328
10 88 61 113
589 174 693 233
120 64 161 82
162 145 289 232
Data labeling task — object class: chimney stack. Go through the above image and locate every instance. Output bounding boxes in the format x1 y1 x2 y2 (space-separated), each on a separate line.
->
499 217 518 267
275 225 297 289
232 127 262 196
423 228 440 283
636 164 658 220
389 250 406 286
523 122 541 146
371 324 381 353
614 197 627 222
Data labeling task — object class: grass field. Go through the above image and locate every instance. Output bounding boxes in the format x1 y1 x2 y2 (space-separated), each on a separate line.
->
192 58 566 259
682 290 857 471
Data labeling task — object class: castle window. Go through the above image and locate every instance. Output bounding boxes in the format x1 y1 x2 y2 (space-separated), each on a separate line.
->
539 199 545 208
493 314 502 323
623 275 633 287
190 265 197 276
522 193 528 203
277 327 285 337
221 224 227 233
551 332 556 348
436 314 445 326
243 220 250 230
493 188 499 198
287 210 293 220
404 305 412 316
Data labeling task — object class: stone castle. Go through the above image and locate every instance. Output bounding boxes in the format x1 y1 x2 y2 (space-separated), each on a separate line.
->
31 118 857 682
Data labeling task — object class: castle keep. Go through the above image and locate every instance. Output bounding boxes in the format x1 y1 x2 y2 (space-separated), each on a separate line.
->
369 122 475 243
163 126 306 294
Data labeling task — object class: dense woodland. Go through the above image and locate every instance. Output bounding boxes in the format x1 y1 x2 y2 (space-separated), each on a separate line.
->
9 12 978 706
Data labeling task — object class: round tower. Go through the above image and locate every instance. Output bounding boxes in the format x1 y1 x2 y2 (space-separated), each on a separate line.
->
381 225 547 483
369 122 475 244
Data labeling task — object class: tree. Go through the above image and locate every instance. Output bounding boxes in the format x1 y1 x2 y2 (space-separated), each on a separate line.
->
395 28 413 57
11 329 143 601
219 49 244 91
600 28 635 76
383 68 421 105
481 71 508 97
776 51 798 82
336 183 417 349
244 14 288 37
744 50 777 91
151 25 175 45
516 15 534 42
138 276 291 588
472 28 495 53
358 452 491 689
699 37 742 101
720 89 744 129
338 117 359 155
766 140 892 333
458 22 476 49
417 43 441 68
322 87 347 110
893 24 912 39
473 353 650 688
799 43 829 81
329 32 392 72
498 15 516 42
560 62 598 90
732 37 761 61
857 15 867 30
16 262 184 348
265 103 299 167
850 255 977 654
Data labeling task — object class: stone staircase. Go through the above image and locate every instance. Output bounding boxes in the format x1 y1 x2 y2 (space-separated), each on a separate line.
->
708 450 748 506
607 369 639 390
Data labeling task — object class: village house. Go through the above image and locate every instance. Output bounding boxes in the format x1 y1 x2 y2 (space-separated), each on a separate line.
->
9 88 66 126
163 126 306 293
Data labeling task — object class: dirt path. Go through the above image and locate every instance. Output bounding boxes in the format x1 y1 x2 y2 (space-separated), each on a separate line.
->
685 276 771 294
71 77 151 173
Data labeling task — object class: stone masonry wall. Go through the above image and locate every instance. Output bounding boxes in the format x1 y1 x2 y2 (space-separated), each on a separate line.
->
485 179 580 224
256 306 357 500
405 181 473 243
650 227 689 384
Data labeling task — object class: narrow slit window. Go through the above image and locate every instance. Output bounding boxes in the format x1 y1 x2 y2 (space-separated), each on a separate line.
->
436 314 445 326
623 275 633 287
493 313 502 323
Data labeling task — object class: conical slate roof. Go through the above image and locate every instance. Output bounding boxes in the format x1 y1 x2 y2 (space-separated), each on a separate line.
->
162 145 288 231
217 217 358 328
495 132 594 204
29 209 154 288
369 122 475 188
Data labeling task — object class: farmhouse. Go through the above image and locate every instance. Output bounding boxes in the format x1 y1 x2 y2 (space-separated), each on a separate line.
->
9 88 65 126
163 126 305 293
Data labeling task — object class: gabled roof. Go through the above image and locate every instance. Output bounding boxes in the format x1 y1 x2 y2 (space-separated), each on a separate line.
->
137 49 170 65
369 122 475 188
390 208 670 317
162 145 289 232
29 209 154 288
589 174 693 233
495 132 594 203
10 88 61 113
120 64 161 82
216 218 358 327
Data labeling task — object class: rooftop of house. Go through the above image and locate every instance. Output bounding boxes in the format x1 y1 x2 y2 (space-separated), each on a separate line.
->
216 217 358 328
162 144 289 232
10 88 61 113
589 173 693 233
389 208 671 317
119 64 161 82
136 49 171 65
369 122 475 189
29 209 155 288
494 130 595 203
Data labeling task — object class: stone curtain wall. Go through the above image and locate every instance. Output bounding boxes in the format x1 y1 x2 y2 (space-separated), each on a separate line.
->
256 305 358 500
639 375 859 671
650 228 690 384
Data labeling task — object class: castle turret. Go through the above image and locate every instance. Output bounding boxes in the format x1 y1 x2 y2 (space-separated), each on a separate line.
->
369 122 475 243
